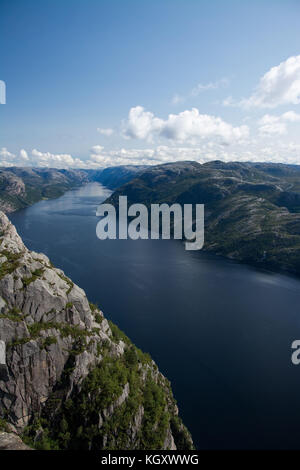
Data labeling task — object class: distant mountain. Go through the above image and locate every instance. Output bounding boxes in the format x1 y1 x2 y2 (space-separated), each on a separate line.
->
105 160 300 275
0 165 147 213
0 167 89 213
3 161 300 275
88 165 148 190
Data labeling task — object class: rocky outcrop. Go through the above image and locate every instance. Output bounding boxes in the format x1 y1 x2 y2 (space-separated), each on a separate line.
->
0 212 193 450
0 431 32 450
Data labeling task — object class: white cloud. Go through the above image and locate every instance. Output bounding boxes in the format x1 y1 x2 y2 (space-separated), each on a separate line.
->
122 106 164 141
88 141 300 167
161 109 249 142
123 106 249 144
258 110 300 135
281 110 300 122
90 145 105 155
1 136 300 170
97 128 114 136
0 148 15 160
258 114 287 136
14 149 85 169
87 147 157 168
190 78 229 97
172 78 229 105
222 96 236 107
171 93 184 105
20 149 29 160
0 148 16 167
226 55 300 109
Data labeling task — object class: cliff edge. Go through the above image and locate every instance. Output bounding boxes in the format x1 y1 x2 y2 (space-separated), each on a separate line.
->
0 212 193 450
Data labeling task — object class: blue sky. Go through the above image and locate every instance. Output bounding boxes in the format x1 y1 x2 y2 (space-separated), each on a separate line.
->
1 0 300 168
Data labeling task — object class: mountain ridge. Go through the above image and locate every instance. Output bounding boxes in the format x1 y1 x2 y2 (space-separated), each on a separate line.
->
104 160 300 276
0 165 147 213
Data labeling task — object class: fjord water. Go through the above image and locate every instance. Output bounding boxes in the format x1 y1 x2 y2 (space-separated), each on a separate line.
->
9 182 300 449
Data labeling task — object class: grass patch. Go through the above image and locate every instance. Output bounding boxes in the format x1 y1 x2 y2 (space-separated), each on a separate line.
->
23 268 45 287
0 306 26 322
0 418 9 432
58 273 74 294
0 251 23 279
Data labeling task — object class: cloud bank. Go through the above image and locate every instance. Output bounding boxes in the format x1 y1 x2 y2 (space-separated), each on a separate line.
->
2 55 300 170
2 138 300 170
258 111 300 135
0 148 86 169
123 106 249 144
224 55 300 109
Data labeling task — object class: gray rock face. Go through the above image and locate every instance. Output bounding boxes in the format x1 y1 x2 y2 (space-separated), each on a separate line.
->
0 340 5 364
0 431 32 450
0 211 113 429
0 211 193 450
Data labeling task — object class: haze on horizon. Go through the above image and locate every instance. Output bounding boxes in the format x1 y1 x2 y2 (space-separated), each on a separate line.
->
1 0 300 169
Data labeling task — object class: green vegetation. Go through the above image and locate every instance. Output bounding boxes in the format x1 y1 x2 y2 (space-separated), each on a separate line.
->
89 303 103 324
170 415 194 451
108 321 131 346
7 320 93 349
0 168 88 214
0 307 26 322
27 321 92 341
0 205 194 450
105 160 300 276
40 336 58 349
95 312 102 324
22 343 176 450
0 250 23 279
89 302 98 312
4 299 192 451
22 417 60 450
0 418 9 432
22 268 45 287
58 273 74 294
140 375 169 449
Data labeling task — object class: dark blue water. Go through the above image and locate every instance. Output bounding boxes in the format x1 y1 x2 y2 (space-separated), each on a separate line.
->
9 183 300 450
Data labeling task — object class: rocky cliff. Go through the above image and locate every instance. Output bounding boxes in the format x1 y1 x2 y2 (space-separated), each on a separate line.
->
0 212 193 450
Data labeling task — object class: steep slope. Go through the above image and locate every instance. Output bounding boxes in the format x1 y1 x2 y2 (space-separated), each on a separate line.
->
0 212 193 450
0 166 148 214
0 168 89 213
88 165 148 190
105 161 300 275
